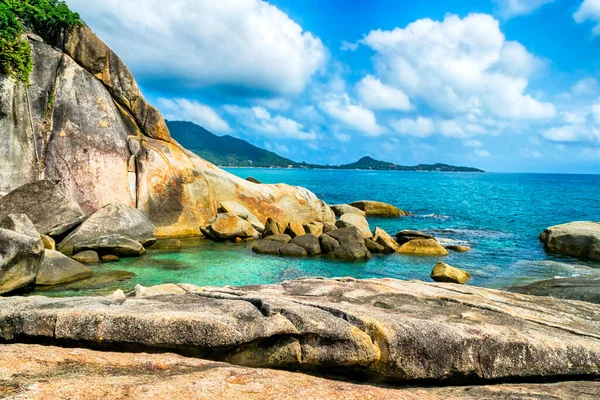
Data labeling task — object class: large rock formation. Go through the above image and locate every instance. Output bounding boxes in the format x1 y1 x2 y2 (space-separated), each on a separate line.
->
540 221 600 260
3 277 600 385
509 275 600 305
0 27 334 238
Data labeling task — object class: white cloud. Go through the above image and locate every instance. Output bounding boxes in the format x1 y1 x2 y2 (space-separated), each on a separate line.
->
390 117 434 137
572 77 599 96
495 0 554 19
474 149 491 157
158 98 231 133
340 41 359 51
390 117 480 139
574 0 600 36
224 106 317 140
67 0 326 95
361 13 556 121
320 93 384 136
541 103 600 143
356 75 413 111
464 139 483 148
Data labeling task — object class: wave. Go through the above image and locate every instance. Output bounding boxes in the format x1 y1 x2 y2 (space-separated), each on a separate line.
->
414 213 450 220
436 237 470 247
429 228 514 240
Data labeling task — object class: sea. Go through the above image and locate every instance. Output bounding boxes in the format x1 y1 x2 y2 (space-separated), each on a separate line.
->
39 169 600 296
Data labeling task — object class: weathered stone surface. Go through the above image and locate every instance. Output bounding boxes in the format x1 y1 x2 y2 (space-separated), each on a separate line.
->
290 234 321 256
202 213 259 241
150 238 182 250
252 240 284 255
326 226 364 245
319 234 340 254
446 245 471 252
4 277 600 385
0 216 44 294
373 227 400 253
279 243 308 257
219 201 265 233
34 270 135 294
59 203 156 255
0 180 85 236
431 262 471 284
397 239 449 256
303 221 323 237
337 213 372 239
540 221 600 260
135 283 186 297
322 222 337 233
285 220 306 238
349 201 409 218
73 234 146 257
263 234 292 244
101 254 120 263
365 238 385 254
509 275 600 305
330 204 365 217
41 234 56 250
331 243 372 260
263 218 282 237
246 176 261 184
35 250 93 286
71 250 100 264
395 230 435 245
2 344 600 400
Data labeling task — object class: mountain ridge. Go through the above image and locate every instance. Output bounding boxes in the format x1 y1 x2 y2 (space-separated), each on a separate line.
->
168 121 485 172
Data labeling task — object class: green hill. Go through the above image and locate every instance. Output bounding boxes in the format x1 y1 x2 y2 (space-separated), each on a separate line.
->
168 121 484 172
166 121 298 167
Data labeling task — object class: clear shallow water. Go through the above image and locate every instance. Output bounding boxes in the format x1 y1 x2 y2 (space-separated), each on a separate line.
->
38 170 600 297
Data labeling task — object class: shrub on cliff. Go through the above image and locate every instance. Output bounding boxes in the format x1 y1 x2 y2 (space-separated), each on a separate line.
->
0 0 81 83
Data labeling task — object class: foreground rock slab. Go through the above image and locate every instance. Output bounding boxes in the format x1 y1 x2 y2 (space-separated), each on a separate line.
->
509 275 600 305
540 221 600 260
2 278 600 385
4 344 600 400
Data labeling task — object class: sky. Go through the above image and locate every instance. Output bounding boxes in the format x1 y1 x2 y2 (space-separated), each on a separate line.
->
64 0 600 173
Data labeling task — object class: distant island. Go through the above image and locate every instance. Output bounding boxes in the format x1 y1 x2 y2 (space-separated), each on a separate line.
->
168 121 484 172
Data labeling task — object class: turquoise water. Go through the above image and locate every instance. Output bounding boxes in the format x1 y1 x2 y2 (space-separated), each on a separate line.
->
38 170 600 296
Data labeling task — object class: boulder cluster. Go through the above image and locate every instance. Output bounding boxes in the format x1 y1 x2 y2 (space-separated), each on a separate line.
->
0 180 156 294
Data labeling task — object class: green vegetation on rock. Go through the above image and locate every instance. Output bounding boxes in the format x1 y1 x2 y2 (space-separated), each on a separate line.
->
0 0 81 83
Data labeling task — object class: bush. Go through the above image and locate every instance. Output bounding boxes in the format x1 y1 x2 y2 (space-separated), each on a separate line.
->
0 0 82 83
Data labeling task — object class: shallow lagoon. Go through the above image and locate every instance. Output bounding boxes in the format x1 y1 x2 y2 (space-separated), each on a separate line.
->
38 169 600 296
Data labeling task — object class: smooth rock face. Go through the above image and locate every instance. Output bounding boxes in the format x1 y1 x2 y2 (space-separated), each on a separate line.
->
3 278 600 385
349 201 408 218
252 240 283 255
509 275 600 305
135 283 186 297
218 201 265 233
279 243 308 257
330 204 365 217
364 238 385 254
59 203 156 255
331 242 372 260
396 230 435 245
326 226 364 245
0 216 45 294
303 221 323 237
35 250 93 286
373 227 400 253
319 234 340 254
540 221 600 260
71 250 100 264
290 234 321 256
0 181 85 236
337 213 372 239
285 220 306 238
430 262 471 284
73 234 146 257
264 234 292 244
203 213 259 241
446 245 471 252
397 239 449 256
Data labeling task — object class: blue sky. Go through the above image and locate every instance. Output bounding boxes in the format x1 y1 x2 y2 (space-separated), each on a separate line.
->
66 0 600 173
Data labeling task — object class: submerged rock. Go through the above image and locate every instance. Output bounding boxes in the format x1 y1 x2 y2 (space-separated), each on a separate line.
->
0 215 44 294
540 221 600 260
58 204 156 255
36 250 93 286
330 204 365 217
101 254 120 263
509 275 600 305
149 238 182 251
430 262 471 284
397 239 449 256
72 250 100 264
0 180 85 236
5 277 600 385
73 234 146 257
349 201 409 218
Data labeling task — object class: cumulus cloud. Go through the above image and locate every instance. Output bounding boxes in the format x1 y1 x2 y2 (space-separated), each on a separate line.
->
574 0 600 36
356 75 413 111
340 40 359 51
464 139 484 148
361 13 556 121
391 117 482 139
494 0 554 19
541 103 600 143
67 0 326 95
474 149 491 157
320 93 384 136
224 106 317 140
572 77 599 96
390 117 434 137
158 98 231 133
